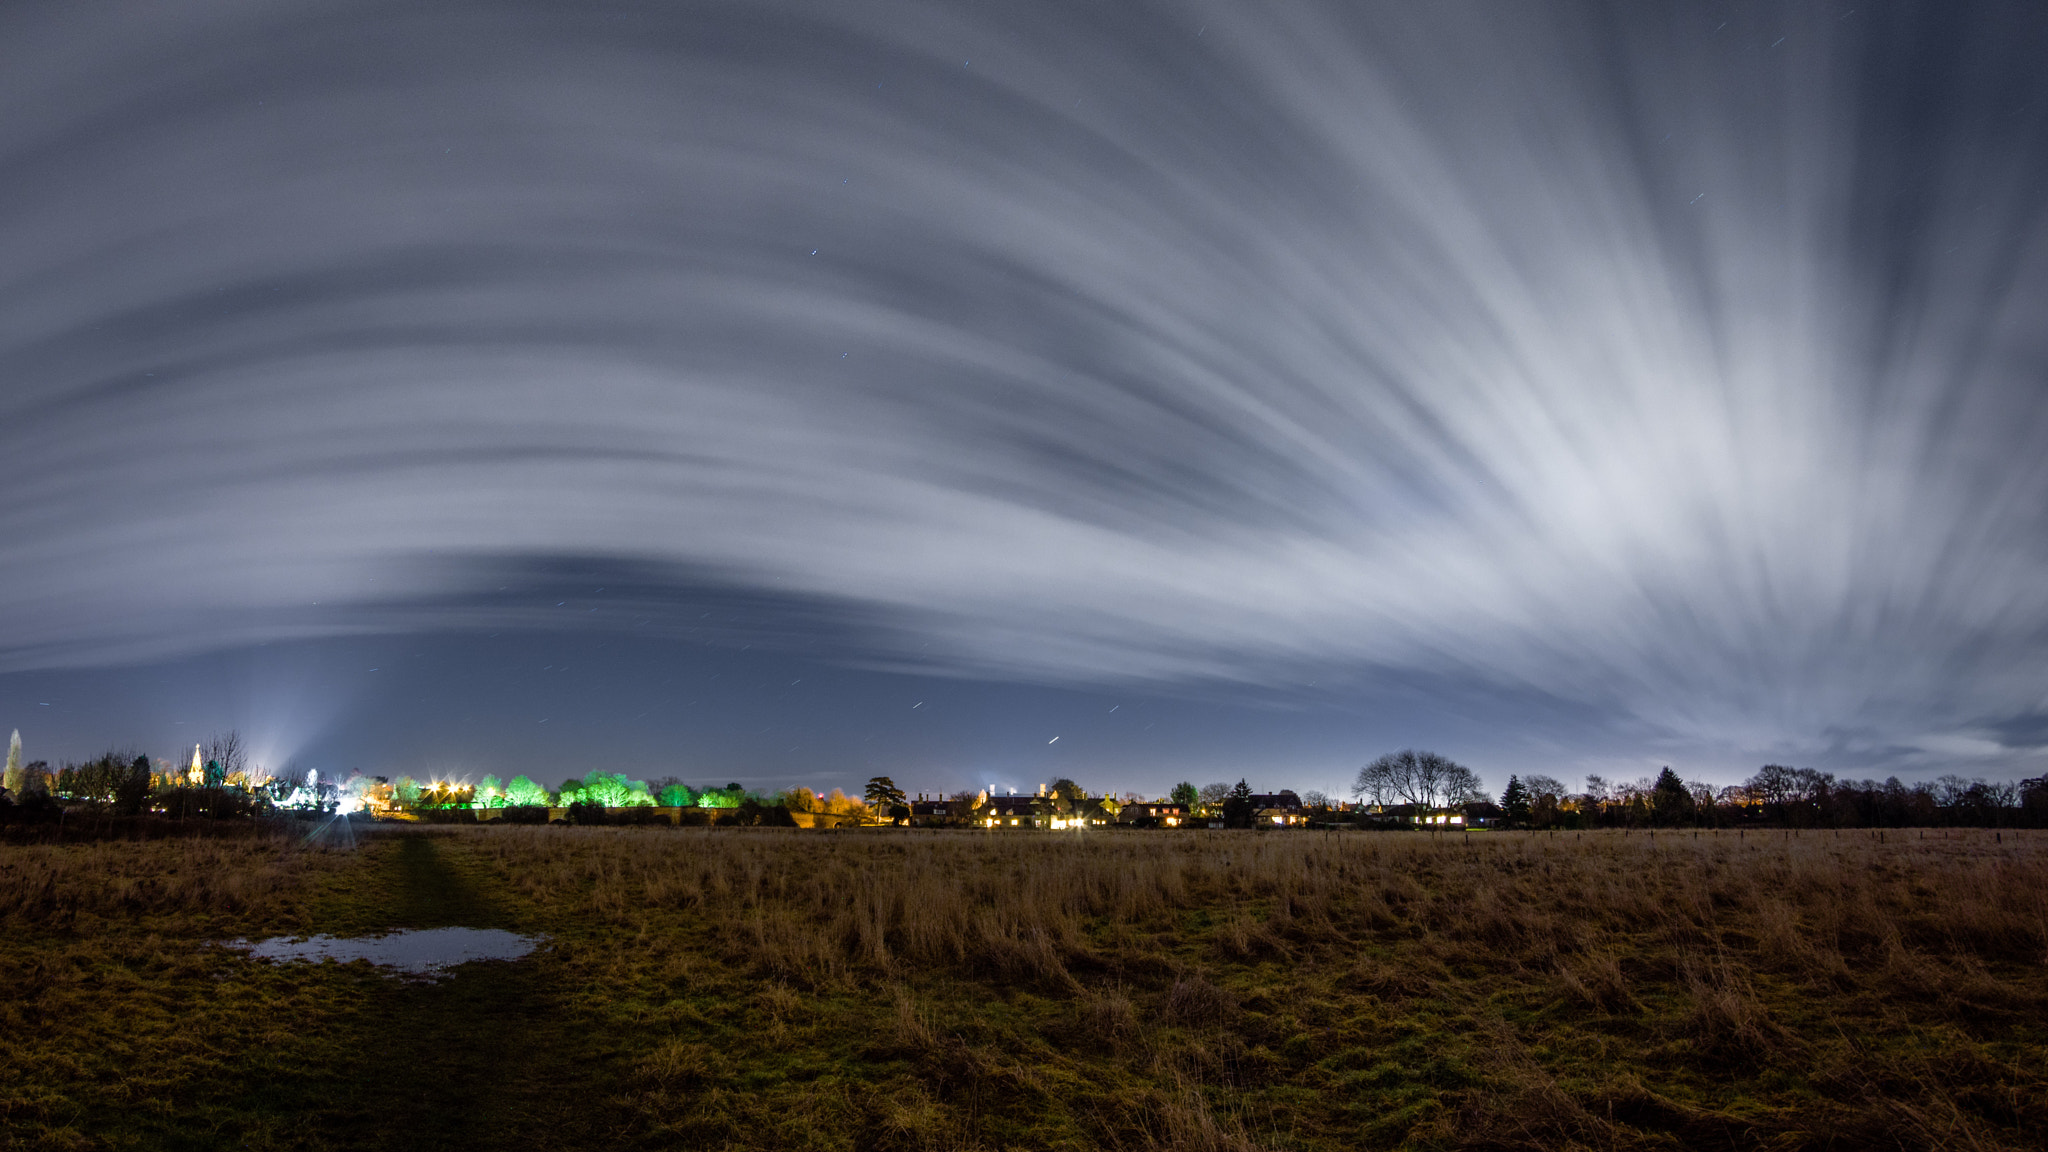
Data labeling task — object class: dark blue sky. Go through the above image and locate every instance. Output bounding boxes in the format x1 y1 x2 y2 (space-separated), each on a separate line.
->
2 1 2046 794
0 621 1629 799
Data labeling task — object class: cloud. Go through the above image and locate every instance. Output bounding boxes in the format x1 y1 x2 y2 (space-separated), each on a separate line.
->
1 0 2045 768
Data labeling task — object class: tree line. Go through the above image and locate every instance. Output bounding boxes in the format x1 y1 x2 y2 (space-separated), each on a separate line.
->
1490 764 2048 829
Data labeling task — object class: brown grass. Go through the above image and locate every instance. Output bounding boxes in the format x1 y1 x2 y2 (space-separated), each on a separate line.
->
459 826 2047 1149
4 825 2045 1150
0 823 355 932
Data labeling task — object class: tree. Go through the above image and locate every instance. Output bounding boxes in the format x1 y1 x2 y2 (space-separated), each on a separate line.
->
1170 781 1199 808
697 783 744 809
1222 778 1255 828
1048 777 1085 803
1442 763 1485 806
1501 776 1530 827
4 729 21 795
116 755 153 815
1198 782 1231 806
1651 767 1693 826
865 776 908 812
1353 756 1396 808
503 775 550 807
1301 790 1331 811
1354 750 1475 810
204 730 246 786
821 788 866 818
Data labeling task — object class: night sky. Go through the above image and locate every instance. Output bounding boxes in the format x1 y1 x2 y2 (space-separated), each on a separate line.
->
3 1 2045 797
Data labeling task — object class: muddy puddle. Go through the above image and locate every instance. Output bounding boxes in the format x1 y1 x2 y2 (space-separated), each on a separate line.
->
228 927 544 977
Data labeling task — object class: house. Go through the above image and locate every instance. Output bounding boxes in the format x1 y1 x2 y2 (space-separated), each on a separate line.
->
1118 801 1187 827
976 791 1046 829
1063 797 1117 829
1247 792 1305 826
1462 801 1503 828
907 791 966 827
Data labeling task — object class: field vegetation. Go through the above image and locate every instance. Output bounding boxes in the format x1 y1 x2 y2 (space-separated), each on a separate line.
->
3 824 2044 1150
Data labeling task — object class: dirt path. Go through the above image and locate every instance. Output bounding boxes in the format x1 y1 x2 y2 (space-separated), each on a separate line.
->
239 832 619 1151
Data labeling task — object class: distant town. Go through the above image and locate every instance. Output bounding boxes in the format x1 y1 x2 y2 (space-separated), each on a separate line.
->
5 729 2045 831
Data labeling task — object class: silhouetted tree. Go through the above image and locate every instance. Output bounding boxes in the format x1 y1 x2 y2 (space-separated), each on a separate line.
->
1354 750 1478 810
1501 776 1530 827
116 755 152 815
204 730 246 784
864 775 907 813
1222 779 1255 828
1651 767 1693 826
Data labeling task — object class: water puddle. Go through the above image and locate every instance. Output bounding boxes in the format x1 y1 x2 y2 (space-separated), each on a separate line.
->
228 927 544 978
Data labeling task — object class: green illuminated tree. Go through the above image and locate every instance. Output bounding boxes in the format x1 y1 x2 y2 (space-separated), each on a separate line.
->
503 775 550 807
580 772 627 806
1170 781 1199 809
700 783 744 809
577 772 655 807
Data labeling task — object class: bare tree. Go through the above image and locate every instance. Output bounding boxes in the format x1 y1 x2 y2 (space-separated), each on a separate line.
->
204 730 246 786
1354 757 1397 807
1441 763 1486 806
1354 750 1476 809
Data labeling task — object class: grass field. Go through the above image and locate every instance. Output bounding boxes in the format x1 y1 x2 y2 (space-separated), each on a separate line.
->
3 825 2044 1150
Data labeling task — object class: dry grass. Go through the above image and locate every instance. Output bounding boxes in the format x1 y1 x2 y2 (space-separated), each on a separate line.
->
4 825 2044 1150
0 825 354 933
463 826 2048 1149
